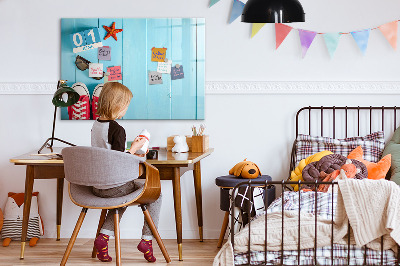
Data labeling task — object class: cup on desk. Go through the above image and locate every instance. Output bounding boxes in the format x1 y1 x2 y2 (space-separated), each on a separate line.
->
146 150 158 160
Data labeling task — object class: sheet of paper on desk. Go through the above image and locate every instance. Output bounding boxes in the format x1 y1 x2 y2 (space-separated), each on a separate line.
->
149 71 163 85
89 63 103 77
98 46 111 61
107 66 122 81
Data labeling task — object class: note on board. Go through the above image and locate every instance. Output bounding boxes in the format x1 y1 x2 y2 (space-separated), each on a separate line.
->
98 46 111 61
171 65 184 80
107 66 122 81
149 71 163 85
157 59 172 74
89 63 103 78
151 47 167 62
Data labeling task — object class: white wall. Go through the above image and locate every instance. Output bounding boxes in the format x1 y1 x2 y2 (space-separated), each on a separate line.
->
1 0 400 239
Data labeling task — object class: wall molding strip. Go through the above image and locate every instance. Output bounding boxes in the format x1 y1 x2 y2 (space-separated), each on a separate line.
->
1 81 400 95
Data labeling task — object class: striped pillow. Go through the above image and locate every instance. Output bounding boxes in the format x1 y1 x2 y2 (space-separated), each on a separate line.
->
294 131 385 166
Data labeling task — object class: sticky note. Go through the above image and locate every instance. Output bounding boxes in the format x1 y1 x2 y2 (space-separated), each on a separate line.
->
151 47 167 62
98 46 111 61
171 65 184 80
157 59 172 74
149 71 163 85
107 66 122 81
89 63 103 78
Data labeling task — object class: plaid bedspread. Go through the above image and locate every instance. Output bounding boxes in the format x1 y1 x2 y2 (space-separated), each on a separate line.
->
234 191 397 265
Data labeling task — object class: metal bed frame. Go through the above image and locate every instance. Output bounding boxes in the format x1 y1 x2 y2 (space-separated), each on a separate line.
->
230 106 400 266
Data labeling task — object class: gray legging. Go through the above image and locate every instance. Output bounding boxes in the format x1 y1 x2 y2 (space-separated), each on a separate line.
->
92 180 162 240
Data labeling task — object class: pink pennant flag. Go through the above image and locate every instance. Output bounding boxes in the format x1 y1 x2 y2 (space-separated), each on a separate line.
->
275 23 293 49
378 21 398 50
298 29 317 58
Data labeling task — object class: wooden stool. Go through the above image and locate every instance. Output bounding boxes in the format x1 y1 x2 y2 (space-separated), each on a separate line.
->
215 175 275 248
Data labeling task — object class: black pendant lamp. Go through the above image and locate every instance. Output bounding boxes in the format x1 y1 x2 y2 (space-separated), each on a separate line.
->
241 0 305 23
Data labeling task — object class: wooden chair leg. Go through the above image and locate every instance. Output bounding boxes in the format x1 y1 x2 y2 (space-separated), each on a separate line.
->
114 210 121 266
217 211 230 248
91 209 108 258
60 208 88 266
141 205 171 263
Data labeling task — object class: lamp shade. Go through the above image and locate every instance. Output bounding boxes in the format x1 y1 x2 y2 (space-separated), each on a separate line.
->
241 0 305 23
52 83 80 107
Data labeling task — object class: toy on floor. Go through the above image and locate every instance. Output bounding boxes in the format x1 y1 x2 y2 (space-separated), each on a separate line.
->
1 192 44 247
229 159 261 179
0 208 3 232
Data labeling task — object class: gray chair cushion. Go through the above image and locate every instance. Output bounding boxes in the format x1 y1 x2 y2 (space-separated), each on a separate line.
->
69 180 145 208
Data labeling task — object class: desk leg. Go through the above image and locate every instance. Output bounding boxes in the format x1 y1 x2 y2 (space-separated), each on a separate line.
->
20 165 34 259
172 167 183 261
56 178 64 241
193 161 204 242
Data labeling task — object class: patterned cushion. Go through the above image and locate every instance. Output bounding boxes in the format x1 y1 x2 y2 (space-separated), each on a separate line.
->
295 131 385 166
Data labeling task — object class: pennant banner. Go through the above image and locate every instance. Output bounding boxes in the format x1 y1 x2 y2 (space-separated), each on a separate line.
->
298 30 317 58
208 2 400 58
323 33 341 58
275 23 293 49
229 0 245 24
379 21 398 50
351 29 370 55
251 23 265 38
209 0 220 7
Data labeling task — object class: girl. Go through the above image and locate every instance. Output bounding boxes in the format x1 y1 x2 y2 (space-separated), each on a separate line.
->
91 82 161 263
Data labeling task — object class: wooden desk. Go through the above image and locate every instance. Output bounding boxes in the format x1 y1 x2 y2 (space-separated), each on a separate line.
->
10 147 213 261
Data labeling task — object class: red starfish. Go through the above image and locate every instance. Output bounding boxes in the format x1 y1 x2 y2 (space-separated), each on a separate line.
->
103 22 123 41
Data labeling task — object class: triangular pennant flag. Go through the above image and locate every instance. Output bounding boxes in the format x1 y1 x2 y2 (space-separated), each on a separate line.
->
298 29 317 58
351 29 370 55
209 0 220 7
275 23 293 49
229 0 245 24
323 33 341 58
251 23 266 38
378 21 398 50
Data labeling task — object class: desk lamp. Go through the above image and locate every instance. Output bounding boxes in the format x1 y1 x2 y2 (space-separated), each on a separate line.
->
38 80 80 154
241 0 305 23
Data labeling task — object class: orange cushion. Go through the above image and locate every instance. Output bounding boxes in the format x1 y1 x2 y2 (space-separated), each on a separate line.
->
347 146 391 180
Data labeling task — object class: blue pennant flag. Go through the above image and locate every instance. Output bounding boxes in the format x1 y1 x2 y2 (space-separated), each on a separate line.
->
229 0 245 23
209 0 221 7
323 33 341 58
351 29 371 55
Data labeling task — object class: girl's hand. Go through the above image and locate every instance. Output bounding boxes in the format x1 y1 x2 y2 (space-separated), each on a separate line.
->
129 137 147 154
134 149 149 157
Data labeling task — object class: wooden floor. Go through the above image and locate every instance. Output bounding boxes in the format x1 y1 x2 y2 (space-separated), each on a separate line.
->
0 239 221 265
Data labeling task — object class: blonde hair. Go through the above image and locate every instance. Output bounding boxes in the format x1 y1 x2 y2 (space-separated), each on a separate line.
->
96 82 133 120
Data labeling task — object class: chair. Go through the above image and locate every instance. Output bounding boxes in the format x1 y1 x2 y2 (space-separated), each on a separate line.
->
60 146 171 265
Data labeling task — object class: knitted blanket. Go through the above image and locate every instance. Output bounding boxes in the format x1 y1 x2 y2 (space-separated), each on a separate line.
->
335 178 399 251
214 179 400 266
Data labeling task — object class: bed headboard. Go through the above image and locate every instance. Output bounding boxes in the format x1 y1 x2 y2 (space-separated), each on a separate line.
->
290 106 400 179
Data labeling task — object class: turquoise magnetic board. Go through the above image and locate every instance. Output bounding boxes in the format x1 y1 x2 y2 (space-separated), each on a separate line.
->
61 18 205 120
